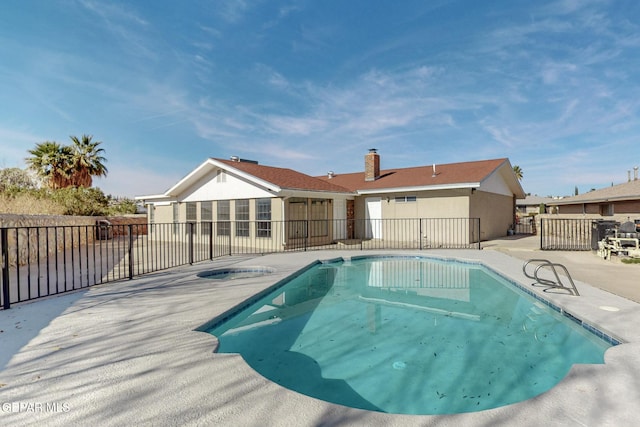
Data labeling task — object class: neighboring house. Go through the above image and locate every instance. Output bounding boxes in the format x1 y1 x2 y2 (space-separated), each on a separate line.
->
516 195 555 216
546 176 640 219
135 150 525 247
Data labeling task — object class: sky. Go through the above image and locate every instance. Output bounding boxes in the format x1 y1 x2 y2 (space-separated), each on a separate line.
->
1 0 640 198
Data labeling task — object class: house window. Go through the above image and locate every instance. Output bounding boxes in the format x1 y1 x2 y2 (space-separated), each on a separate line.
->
172 202 180 234
186 202 197 234
201 201 213 235
216 170 226 183
310 199 328 237
395 196 417 203
217 200 230 236
256 198 271 238
599 203 614 216
235 199 250 237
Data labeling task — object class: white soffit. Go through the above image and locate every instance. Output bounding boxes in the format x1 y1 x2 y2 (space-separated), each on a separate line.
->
356 183 480 195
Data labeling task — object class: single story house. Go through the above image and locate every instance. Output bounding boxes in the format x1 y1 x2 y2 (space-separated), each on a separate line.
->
516 195 555 216
546 176 640 219
135 150 525 248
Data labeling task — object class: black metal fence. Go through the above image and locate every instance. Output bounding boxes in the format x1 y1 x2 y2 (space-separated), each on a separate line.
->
512 215 537 235
539 218 593 250
1 218 480 309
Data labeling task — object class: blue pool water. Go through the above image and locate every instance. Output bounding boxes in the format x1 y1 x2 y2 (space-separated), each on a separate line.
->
204 256 613 415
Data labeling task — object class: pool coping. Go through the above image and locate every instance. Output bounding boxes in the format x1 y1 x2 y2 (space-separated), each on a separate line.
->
1 249 639 426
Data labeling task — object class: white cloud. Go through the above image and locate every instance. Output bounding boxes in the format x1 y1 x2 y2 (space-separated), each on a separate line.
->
482 124 517 148
265 116 327 135
540 62 577 84
216 0 250 23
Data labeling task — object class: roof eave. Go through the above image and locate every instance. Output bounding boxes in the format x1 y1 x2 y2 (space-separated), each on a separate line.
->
548 195 639 206
280 189 356 198
134 194 167 201
356 183 481 195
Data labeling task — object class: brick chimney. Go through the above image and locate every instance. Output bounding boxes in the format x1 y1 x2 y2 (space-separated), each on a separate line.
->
364 149 380 181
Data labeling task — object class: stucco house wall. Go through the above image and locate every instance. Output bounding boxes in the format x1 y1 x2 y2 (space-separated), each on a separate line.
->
548 178 640 218
151 202 174 223
350 189 474 244
137 153 525 247
557 200 640 216
469 191 514 240
556 204 596 215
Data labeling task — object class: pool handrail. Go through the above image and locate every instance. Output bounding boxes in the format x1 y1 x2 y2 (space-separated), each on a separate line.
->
523 259 580 296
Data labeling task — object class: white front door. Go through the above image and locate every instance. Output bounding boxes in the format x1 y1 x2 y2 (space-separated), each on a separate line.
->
365 197 382 239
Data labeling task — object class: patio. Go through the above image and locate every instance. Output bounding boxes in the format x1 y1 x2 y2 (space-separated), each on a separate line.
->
1 249 640 426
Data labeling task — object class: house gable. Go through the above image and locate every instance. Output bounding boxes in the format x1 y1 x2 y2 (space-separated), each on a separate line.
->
181 167 277 202
479 168 513 197
143 157 353 203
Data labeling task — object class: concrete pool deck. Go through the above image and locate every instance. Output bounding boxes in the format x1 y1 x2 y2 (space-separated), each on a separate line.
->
1 248 640 426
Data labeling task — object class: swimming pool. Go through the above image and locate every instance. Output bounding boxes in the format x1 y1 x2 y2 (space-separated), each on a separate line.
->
203 256 614 415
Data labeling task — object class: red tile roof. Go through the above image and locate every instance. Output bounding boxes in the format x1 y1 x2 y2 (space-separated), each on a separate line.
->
316 158 510 192
214 158 351 193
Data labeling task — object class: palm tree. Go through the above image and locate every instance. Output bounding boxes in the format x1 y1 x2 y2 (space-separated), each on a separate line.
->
512 165 523 181
69 134 108 187
25 141 74 189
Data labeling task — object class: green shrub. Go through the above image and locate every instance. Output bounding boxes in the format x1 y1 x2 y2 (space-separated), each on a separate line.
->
49 187 109 216
108 198 138 215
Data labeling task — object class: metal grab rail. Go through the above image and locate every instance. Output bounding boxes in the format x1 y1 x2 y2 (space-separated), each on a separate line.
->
523 259 580 296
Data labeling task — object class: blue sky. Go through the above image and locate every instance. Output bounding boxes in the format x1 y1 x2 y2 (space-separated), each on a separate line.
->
1 0 640 198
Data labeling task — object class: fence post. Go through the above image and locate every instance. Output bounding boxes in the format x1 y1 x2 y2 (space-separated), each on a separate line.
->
208 223 213 260
540 218 544 250
1 228 10 309
188 222 194 265
128 224 134 279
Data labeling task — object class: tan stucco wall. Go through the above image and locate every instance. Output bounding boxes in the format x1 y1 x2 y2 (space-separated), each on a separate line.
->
469 190 514 240
350 190 474 244
355 189 471 220
149 189 516 244
150 203 174 224
557 204 597 215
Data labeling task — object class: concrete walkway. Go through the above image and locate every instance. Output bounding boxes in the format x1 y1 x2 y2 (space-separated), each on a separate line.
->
482 235 640 303
1 248 639 426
